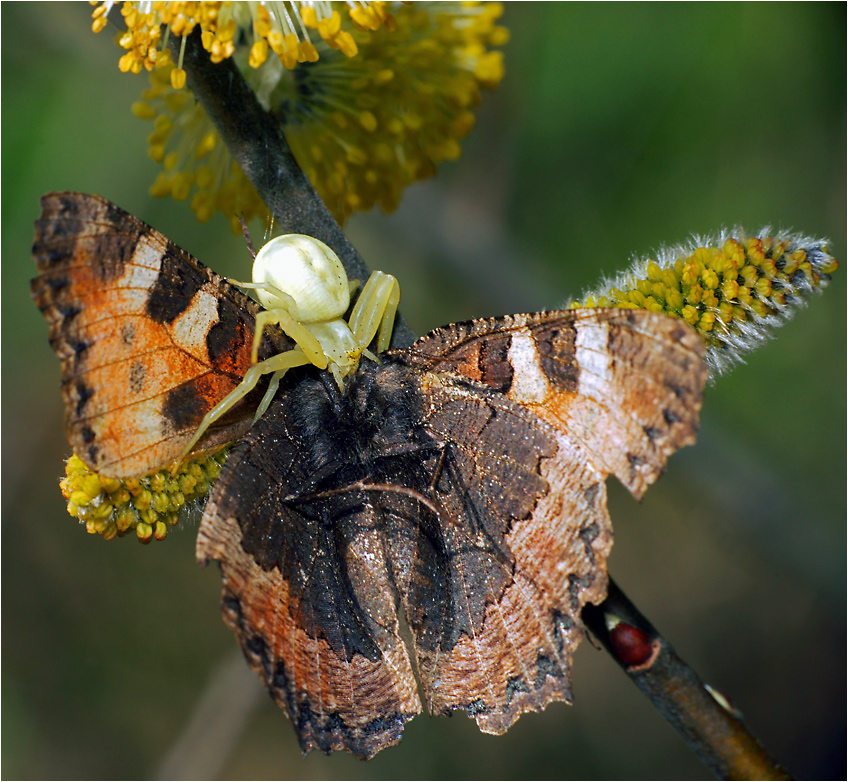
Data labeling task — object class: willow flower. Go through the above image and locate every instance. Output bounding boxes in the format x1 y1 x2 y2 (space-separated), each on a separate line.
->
92 1 397 88
61 449 230 542
570 228 839 377
128 2 508 229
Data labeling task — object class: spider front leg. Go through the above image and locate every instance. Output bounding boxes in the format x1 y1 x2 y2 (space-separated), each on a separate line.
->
230 279 328 366
348 271 400 355
176 347 312 465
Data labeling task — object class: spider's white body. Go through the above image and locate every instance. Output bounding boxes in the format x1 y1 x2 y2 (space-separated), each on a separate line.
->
179 234 399 463
252 234 350 321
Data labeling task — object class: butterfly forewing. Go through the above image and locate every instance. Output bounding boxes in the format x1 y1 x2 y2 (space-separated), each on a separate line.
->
397 308 707 498
31 192 290 477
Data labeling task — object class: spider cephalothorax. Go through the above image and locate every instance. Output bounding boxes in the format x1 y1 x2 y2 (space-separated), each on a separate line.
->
180 234 399 462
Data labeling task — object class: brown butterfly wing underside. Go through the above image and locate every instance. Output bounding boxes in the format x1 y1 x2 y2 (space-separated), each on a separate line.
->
31 192 291 478
197 308 706 758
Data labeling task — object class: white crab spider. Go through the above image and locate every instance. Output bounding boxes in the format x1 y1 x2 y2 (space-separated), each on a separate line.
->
179 234 399 462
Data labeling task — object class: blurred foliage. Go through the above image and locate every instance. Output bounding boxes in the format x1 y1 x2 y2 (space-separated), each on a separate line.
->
2 3 844 780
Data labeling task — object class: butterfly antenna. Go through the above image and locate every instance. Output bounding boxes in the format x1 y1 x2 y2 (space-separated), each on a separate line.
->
238 214 256 260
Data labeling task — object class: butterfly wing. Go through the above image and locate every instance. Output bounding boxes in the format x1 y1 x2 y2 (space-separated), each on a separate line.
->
397 308 707 499
385 308 706 731
31 192 290 478
197 371 426 759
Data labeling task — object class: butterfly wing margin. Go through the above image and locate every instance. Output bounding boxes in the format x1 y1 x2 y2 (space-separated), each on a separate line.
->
396 308 707 499
31 191 290 478
196 381 423 759
401 371 614 733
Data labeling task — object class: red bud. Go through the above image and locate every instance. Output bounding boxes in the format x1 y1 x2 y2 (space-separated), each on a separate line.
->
609 622 653 667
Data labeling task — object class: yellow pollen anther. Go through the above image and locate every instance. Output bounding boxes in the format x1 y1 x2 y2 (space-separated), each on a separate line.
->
170 67 187 89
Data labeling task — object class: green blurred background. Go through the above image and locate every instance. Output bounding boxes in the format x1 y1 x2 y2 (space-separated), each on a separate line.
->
3 3 845 779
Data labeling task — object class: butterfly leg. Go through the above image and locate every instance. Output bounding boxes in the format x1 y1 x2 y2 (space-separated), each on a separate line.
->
176 348 311 466
348 271 400 355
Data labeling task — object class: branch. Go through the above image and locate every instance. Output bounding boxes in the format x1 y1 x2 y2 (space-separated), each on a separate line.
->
175 31 788 780
174 29 416 350
582 579 790 780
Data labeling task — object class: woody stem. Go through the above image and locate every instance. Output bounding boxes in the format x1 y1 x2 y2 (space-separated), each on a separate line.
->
582 579 789 780
172 28 416 351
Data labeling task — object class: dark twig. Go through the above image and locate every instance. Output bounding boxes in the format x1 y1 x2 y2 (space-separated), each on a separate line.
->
173 29 416 350
582 579 790 780
175 31 787 780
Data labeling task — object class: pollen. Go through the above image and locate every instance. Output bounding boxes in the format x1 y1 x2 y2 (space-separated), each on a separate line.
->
131 2 508 229
60 449 230 542
91 1 399 77
571 229 839 378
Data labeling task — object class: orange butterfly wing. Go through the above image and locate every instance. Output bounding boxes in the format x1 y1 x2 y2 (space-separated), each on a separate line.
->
31 192 290 478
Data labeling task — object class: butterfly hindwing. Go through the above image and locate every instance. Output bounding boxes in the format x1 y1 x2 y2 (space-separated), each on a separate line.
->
395 370 613 732
31 191 291 477
196 369 429 759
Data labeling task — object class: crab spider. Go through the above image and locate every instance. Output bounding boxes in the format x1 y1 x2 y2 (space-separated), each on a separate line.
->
178 234 399 464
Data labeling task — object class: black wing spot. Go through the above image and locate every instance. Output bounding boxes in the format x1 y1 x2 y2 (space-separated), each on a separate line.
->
643 424 663 443
480 335 514 393
121 323 135 346
145 242 208 324
162 381 208 431
129 361 145 394
663 407 681 425
75 380 95 417
207 298 250 373
534 652 565 686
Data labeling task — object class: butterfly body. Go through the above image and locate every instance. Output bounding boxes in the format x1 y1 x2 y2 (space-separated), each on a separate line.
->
32 192 707 758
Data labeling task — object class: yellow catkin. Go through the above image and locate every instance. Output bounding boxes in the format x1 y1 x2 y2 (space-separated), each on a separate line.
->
92 1 401 76
571 230 839 377
130 2 508 228
60 448 231 542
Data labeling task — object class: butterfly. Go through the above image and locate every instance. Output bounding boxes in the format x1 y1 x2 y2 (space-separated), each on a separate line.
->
32 191 707 759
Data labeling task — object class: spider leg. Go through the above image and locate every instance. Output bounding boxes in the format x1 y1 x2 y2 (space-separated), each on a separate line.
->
229 278 296 308
176 348 311 466
328 362 346 390
252 368 284 424
348 271 400 354
361 347 379 364
272 309 328 368
252 310 283 364
376 276 400 352
226 281 307 364
244 302 328 367
238 215 256 259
